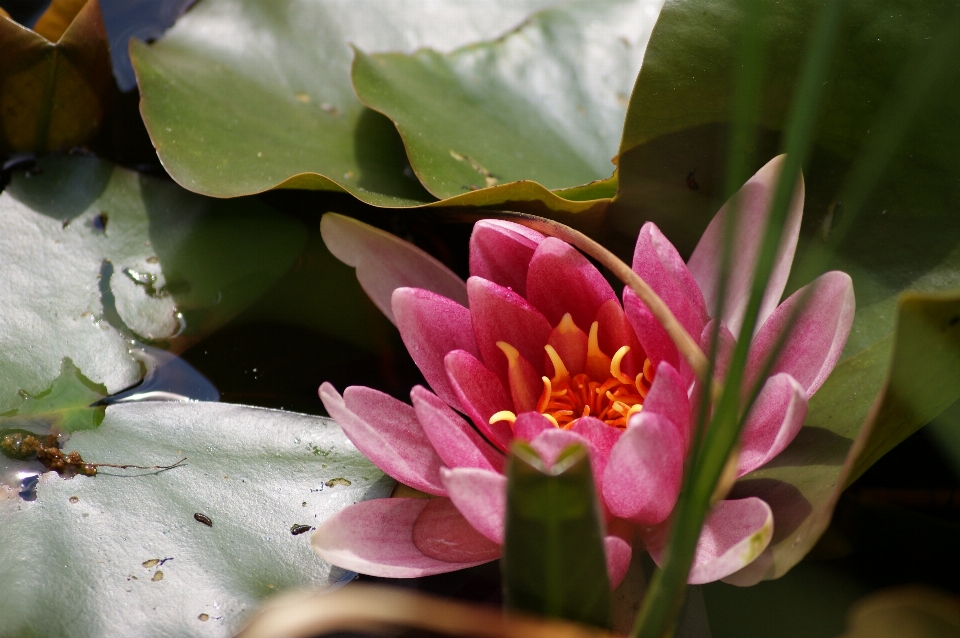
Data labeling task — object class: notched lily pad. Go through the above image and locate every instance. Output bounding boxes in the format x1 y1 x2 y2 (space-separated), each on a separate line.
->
131 0 560 204
351 0 658 199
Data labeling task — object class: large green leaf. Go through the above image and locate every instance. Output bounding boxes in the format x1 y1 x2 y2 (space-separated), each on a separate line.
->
350 0 657 199
0 154 307 414
130 0 564 205
608 0 960 582
0 401 392 638
503 443 611 629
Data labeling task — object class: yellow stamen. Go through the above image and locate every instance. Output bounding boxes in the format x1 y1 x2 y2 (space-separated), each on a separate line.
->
489 410 517 425
536 376 553 413
496 341 520 365
586 321 612 380
543 413 560 428
643 358 655 383
626 403 643 419
544 344 570 383
610 346 633 384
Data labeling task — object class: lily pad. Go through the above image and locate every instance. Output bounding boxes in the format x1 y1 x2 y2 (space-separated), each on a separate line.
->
0 153 307 415
350 0 659 199
0 0 114 153
130 0 563 205
0 401 392 638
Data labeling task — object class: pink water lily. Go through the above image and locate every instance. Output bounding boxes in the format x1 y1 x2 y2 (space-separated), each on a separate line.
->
314 155 855 587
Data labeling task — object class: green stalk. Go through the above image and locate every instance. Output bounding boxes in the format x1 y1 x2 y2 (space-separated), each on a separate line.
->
632 2 847 636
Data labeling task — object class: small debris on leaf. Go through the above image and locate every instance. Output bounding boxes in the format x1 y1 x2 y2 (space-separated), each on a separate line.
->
151 571 164 582
290 524 313 536
325 477 351 487
143 559 160 568
68 496 79 504
194 512 213 527
198 614 209 622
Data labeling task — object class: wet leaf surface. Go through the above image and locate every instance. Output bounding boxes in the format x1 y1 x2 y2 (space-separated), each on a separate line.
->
0 154 306 414
131 0 563 205
350 0 659 198
0 401 391 638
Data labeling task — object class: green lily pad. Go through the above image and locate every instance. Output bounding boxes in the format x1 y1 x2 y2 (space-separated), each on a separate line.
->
0 154 307 414
608 0 960 581
130 0 563 205
0 401 392 638
350 0 657 199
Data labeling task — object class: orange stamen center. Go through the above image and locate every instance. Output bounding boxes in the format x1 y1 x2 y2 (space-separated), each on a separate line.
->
490 316 653 431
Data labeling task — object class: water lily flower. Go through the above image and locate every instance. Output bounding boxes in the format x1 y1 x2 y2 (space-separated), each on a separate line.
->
314 155 854 587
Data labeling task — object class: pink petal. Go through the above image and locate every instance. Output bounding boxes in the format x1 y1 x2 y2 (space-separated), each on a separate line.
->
513 411 553 441
571 416 623 482
411 386 505 473
467 276 552 384
737 373 808 477
441 467 507 544
321 213 467 325
312 498 491 577
629 222 709 343
444 350 514 452
393 287 479 413
746 271 855 396
412 498 502 563
688 155 804 337
641 361 692 452
604 535 633 589
320 383 445 495
596 299 645 378
643 498 774 585
526 238 617 332
623 295 684 378
602 412 683 526
469 220 544 297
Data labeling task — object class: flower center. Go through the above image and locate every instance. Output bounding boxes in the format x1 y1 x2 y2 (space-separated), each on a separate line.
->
490 316 654 430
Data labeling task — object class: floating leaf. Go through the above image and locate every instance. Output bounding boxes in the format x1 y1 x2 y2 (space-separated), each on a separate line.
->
503 443 611 629
0 0 114 153
131 0 563 205
0 154 307 414
0 401 392 638
350 0 656 199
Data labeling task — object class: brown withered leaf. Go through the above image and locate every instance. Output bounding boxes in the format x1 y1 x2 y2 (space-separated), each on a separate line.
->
0 0 113 153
